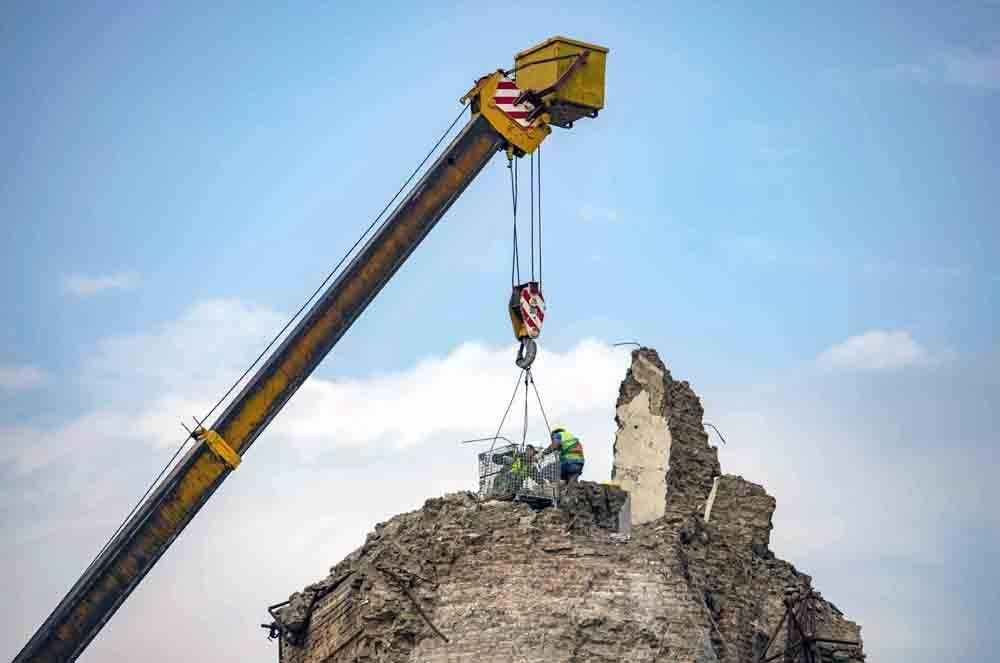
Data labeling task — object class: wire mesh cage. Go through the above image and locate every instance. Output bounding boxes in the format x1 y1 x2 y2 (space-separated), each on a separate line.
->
478 442 559 506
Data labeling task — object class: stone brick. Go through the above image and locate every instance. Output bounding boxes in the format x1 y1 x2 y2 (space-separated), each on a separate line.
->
269 349 863 663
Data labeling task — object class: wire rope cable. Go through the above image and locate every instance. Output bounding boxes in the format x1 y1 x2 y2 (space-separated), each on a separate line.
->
83 100 473 575
509 158 521 286
530 153 535 282
528 370 553 437
488 368 527 453
521 371 530 447
537 145 542 287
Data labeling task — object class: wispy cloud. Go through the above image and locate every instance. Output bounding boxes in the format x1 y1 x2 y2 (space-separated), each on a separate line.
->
890 43 1000 90
61 272 138 297
0 365 45 391
1 299 993 663
816 329 948 371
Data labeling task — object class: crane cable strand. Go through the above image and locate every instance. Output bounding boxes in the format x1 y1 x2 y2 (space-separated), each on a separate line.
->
522 370 530 447
509 158 520 286
84 100 473 574
488 369 527 453
528 370 553 437
530 153 534 282
537 144 542 287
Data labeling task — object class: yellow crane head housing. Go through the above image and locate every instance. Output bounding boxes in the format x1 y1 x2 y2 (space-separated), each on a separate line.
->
462 36 608 156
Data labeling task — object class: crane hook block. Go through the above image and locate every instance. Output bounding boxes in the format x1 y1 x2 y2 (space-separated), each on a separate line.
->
195 427 242 470
516 337 537 370
509 282 545 340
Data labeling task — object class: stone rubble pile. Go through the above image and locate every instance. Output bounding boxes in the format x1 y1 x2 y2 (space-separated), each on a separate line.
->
270 348 864 663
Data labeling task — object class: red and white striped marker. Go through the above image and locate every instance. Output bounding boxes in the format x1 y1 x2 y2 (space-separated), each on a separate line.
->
494 79 535 127
519 283 545 338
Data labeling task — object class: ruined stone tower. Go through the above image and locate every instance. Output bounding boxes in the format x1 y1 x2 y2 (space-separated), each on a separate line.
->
267 348 864 663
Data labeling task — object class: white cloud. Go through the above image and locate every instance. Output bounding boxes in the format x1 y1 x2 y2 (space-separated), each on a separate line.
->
0 365 45 391
2 298 630 479
816 330 940 371
61 272 138 297
276 339 627 461
891 43 1000 90
84 298 288 402
1 301 632 663
1 299 992 663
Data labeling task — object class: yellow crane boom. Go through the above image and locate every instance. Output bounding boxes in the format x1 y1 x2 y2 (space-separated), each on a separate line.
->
15 36 607 663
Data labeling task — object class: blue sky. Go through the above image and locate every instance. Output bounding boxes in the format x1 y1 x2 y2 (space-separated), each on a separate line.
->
2 3 998 662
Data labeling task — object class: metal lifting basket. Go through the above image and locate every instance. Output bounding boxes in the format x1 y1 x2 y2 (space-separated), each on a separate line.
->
478 442 560 506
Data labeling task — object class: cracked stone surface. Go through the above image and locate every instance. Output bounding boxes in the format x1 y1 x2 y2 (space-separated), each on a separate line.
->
269 348 863 663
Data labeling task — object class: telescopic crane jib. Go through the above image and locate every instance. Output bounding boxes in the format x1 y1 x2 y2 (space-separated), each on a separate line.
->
15 36 608 663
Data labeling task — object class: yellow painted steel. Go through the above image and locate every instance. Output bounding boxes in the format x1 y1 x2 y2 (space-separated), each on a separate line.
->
514 36 608 115
462 71 551 155
216 126 502 457
509 304 529 339
40 447 232 662
20 116 505 663
196 428 241 468
17 35 610 663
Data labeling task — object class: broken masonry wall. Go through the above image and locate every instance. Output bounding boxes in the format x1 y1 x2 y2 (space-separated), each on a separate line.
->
272 348 864 663
612 349 671 524
703 475 775 555
613 348 720 525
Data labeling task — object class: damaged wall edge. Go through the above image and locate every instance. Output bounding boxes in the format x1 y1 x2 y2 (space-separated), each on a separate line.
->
266 347 864 663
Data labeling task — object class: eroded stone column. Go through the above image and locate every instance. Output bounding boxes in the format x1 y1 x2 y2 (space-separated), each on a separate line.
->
612 348 721 524
612 350 671 524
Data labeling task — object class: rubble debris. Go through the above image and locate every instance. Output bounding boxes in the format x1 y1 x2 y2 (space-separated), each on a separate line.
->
268 347 863 663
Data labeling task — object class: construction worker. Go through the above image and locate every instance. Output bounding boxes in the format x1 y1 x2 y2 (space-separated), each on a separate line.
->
492 444 539 495
544 427 585 484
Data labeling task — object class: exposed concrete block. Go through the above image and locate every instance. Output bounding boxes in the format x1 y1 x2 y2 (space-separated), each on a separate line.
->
612 386 670 524
612 348 720 524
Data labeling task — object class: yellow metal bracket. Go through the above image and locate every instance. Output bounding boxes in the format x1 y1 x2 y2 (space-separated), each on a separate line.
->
195 427 241 469
461 71 551 155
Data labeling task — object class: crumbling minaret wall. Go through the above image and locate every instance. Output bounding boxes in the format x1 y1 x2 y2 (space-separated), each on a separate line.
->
270 347 864 663
613 348 721 524
703 475 776 555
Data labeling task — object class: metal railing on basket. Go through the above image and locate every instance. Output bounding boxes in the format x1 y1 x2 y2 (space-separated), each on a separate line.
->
478 442 559 506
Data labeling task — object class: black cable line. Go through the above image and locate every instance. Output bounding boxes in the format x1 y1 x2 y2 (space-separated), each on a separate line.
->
197 100 473 431
530 153 535 282
528 370 553 437
509 158 521 286
537 144 542 287
489 369 526 453
459 436 516 446
502 52 584 76
522 370 530 447
704 422 728 446
80 101 473 577
82 435 192 575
